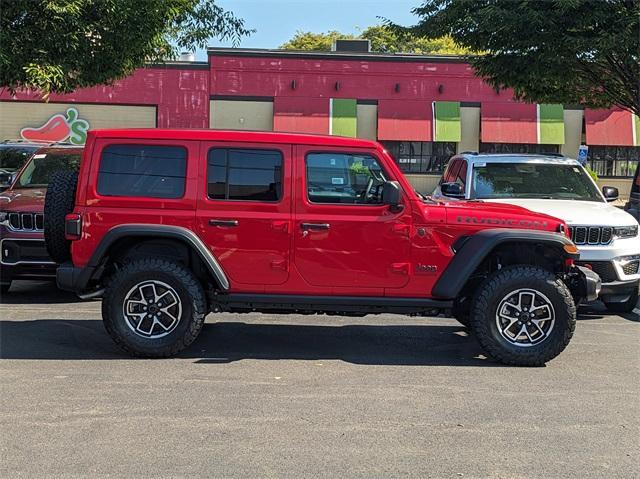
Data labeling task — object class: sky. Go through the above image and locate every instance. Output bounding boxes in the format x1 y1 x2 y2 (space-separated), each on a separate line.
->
195 0 421 60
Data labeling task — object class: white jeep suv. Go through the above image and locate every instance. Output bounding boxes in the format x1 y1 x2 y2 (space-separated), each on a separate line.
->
434 153 640 313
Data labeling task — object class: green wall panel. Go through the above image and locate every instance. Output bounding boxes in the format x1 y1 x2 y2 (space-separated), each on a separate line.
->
433 101 461 142
330 98 357 137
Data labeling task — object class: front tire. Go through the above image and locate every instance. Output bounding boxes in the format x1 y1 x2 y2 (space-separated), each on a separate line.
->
470 266 576 366
102 259 207 358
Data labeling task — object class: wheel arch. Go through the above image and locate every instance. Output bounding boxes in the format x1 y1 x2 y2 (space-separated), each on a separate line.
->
87 224 229 290
432 229 577 299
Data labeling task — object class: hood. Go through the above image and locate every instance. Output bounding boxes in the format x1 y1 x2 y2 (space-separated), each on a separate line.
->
487 198 639 227
443 200 563 232
0 187 46 212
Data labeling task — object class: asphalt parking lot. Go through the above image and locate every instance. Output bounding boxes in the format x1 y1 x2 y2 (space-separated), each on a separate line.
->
0 281 638 479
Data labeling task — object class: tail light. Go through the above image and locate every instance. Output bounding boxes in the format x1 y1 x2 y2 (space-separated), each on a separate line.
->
65 213 82 240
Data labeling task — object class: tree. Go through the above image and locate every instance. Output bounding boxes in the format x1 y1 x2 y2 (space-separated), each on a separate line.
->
280 25 471 55
403 0 640 116
280 31 353 51
0 0 251 97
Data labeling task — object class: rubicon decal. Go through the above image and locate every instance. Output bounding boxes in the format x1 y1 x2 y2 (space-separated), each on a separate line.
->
20 108 89 145
457 216 548 229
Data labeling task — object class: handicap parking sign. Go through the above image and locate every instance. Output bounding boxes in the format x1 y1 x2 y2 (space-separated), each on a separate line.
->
577 145 589 165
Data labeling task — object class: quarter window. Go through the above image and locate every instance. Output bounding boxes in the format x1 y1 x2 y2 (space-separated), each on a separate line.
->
306 152 387 204
97 145 187 198
207 148 283 202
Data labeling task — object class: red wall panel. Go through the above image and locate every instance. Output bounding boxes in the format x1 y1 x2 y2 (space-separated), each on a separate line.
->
0 67 210 128
209 55 510 103
377 100 433 141
585 109 634 146
481 102 537 144
273 97 329 134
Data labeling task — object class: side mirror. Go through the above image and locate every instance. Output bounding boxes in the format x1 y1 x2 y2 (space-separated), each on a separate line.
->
441 182 465 198
382 181 403 211
602 186 619 202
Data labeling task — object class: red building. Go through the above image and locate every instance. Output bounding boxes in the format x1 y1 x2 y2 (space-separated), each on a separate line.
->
1 46 638 193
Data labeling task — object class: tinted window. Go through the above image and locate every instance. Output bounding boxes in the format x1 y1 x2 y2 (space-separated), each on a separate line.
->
208 148 282 202
0 146 39 172
442 160 460 184
471 163 602 202
306 152 387 204
97 145 186 198
456 161 467 187
16 150 81 188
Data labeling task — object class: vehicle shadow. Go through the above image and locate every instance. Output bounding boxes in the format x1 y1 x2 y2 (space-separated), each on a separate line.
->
578 301 639 322
0 318 502 367
0 281 81 305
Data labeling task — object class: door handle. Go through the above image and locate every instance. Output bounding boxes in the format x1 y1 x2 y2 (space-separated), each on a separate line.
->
301 223 330 231
208 219 238 227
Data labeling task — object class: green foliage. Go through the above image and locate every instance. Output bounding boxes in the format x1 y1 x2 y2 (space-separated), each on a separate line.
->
0 0 252 97
585 166 599 183
280 25 472 55
402 0 640 116
350 161 371 175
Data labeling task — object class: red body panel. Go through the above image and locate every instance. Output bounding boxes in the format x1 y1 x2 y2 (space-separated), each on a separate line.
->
70 129 567 297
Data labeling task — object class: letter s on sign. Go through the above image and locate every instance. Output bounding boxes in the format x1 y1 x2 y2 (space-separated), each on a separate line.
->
69 118 89 145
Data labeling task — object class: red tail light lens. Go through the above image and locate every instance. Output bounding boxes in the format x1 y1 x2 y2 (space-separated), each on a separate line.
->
64 213 82 240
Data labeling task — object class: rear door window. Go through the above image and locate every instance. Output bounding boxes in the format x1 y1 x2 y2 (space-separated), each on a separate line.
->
207 148 283 202
97 144 187 198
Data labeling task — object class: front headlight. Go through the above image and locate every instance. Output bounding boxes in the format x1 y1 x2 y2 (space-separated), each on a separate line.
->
613 225 638 239
0 211 7 225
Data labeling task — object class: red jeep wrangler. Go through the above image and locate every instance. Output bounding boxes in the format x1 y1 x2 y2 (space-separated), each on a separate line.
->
45 129 600 365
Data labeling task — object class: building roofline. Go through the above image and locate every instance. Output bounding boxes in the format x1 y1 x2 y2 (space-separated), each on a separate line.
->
207 47 470 64
146 61 210 70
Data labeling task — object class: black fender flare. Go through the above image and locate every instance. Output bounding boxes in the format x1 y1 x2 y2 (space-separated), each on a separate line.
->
86 224 229 290
431 229 577 299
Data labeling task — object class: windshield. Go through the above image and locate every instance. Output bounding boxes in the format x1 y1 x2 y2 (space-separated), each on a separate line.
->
16 151 81 188
471 162 603 202
0 146 39 172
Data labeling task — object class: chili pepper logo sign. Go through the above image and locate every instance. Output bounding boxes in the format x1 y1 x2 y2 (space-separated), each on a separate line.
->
20 108 89 145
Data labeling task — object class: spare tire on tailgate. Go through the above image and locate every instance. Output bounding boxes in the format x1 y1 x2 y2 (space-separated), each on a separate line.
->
44 170 78 263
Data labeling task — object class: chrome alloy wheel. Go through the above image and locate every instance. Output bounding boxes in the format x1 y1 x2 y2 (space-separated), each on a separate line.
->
122 280 182 339
495 288 555 347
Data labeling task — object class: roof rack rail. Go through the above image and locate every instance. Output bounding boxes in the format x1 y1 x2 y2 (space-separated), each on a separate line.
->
0 138 74 145
460 151 478 155
544 152 567 157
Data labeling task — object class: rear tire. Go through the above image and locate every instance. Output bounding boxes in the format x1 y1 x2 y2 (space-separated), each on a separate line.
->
102 259 207 358
0 281 11 295
470 266 576 366
44 170 78 263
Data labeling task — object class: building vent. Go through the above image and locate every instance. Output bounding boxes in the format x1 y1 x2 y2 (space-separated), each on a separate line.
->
178 52 196 62
332 39 371 53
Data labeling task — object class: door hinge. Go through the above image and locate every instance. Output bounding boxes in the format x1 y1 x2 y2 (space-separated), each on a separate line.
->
271 259 288 271
390 262 410 274
393 224 410 237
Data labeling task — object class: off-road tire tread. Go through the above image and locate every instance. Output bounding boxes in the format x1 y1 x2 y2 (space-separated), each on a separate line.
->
102 259 207 358
44 170 78 263
470 266 576 366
